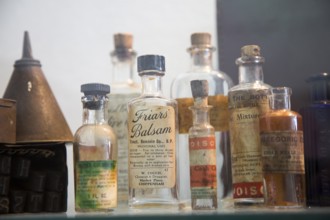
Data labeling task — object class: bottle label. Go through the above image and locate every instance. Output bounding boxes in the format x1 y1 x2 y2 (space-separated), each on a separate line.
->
107 93 139 201
189 136 217 199
261 131 305 173
128 106 176 189
177 95 229 133
228 89 270 199
75 160 117 209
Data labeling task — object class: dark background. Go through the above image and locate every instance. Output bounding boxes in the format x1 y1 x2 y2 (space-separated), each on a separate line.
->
217 0 330 111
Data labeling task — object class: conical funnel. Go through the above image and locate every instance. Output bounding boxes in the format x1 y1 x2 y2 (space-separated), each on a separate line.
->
3 31 73 143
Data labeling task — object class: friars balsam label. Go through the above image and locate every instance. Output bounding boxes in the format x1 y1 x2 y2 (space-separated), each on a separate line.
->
177 95 229 134
228 89 270 199
128 106 176 189
189 136 217 199
75 160 117 209
261 131 305 174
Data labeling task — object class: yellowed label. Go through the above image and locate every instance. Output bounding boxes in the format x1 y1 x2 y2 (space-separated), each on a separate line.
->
261 131 305 174
128 106 176 189
228 89 270 198
177 95 229 133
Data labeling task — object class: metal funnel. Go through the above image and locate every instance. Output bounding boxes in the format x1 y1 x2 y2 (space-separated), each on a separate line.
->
3 31 73 143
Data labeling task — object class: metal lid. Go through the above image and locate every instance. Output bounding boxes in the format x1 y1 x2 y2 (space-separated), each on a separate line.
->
81 83 110 96
137 55 165 75
3 31 73 143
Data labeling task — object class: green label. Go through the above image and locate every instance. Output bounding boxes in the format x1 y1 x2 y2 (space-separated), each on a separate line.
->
75 160 117 209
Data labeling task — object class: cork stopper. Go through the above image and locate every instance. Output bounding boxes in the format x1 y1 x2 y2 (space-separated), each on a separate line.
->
114 33 133 50
190 80 209 98
191 33 211 47
241 45 261 57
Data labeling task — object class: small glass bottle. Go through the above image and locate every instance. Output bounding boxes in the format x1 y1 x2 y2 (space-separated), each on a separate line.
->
171 32 233 208
127 55 178 208
260 87 306 208
189 80 217 210
301 73 330 206
73 83 118 212
108 33 140 205
228 45 271 206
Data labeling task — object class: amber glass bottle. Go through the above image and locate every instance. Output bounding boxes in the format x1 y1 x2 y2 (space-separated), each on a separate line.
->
260 87 305 208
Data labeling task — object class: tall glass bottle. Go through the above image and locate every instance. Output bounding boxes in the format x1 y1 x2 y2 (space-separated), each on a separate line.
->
171 32 233 208
260 87 306 208
127 55 178 208
108 33 140 205
73 83 118 212
301 73 330 206
189 80 217 210
228 45 271 206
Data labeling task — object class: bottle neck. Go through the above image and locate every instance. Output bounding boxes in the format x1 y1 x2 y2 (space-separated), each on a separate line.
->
190 97 211 125
140 74 163 96
270 88 291 110
111 49 137 85
238 63 264 84
188 47 214 72
82 95 108 124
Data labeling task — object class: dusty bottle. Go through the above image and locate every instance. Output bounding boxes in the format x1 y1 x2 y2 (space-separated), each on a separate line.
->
73 83 118 212
228 45 271 206
170 32 233 208
301 73 330 206
189 80 217 210
108 33 140 205
260 87 306 208
127 55 178 208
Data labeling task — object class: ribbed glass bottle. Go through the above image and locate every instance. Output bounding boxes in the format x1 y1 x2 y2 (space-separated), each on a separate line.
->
108 33 140 205
127 55 178 209
170 33 233 209
228 45 271 206
74 83 118 212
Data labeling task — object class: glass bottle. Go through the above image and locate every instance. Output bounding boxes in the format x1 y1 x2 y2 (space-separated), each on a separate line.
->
188 80 217 210
73 83 118 212
127 55 178 208
228 45 271 206
108 33 140 205
301 73 330 206
170 32 233 208
260 87 306 208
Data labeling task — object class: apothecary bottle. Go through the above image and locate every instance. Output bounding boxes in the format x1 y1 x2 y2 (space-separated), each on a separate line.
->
73 83 118 212
127 55 178 208
228 45 271 206
260 87 306 208
188 80 217 210
301 73 330 206
170 32 233 208
108 33 140 204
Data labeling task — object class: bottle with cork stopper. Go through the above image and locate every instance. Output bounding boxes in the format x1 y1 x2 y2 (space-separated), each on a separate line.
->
108 33 140 205
228 45 271 206
188 80 218 210
170 32 233 209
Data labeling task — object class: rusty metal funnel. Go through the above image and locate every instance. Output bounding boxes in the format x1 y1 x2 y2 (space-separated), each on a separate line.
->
3 31 73 143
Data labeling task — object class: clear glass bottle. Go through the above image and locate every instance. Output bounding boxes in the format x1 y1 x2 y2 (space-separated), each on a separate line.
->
108 33 140 205
127 55 178 208
170 32 233 208
188 80 217 210
260 87 306 208
73 83 118 212
301 73 330 206
228 45 271 206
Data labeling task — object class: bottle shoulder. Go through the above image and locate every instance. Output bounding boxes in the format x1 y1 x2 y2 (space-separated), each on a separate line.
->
170 70 233 98
229 81 272 92
128 95 177 109
74 124 116 139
